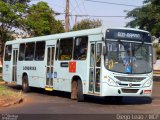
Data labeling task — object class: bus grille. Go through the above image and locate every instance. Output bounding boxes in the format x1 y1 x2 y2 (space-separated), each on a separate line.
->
118 83 141 87
115 76 145 82
121 89 139 93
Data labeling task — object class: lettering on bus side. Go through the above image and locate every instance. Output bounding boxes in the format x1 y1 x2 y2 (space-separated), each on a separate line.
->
23 66 36 70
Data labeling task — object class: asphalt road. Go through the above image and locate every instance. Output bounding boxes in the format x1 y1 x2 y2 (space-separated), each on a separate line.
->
0 81 160 120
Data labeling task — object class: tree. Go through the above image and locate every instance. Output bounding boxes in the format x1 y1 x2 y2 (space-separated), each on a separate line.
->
126 0 160 37
2 0 30 4
0 1 64 64
72 19 102 31
153 42 160 59
0 0 29 63
24 2 64 37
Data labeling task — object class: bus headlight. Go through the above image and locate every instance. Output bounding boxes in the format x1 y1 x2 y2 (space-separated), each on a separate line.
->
107 77 117 86
143 80 152 87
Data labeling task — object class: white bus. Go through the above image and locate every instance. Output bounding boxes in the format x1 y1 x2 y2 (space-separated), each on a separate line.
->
2 27 153 102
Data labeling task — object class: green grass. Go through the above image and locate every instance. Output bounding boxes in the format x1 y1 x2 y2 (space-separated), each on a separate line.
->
0 85 7 91
0 85 22 99
0 68 23 104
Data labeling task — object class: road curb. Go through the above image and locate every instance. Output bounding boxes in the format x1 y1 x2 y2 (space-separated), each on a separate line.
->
0 97 23 107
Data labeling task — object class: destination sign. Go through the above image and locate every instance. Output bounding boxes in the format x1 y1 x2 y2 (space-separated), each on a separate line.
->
105 29 151 43
116 32 142 40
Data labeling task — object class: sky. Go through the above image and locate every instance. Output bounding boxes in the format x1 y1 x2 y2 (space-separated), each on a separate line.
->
31 0 144 28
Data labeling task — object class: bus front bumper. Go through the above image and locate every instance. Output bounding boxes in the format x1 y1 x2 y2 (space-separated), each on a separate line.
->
101 82 152 97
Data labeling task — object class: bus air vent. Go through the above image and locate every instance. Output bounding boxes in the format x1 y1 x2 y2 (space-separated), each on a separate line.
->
121 89 139 93
115 76 145 82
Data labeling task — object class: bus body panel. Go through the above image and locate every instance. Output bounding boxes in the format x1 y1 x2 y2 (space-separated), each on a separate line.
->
88 34 103 42
2 61 12 83
16 61 46 88
3 43 19 83
53 33 103 93
54 60 89 92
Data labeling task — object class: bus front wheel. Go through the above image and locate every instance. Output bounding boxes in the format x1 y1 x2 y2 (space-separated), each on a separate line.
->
22 75 30 93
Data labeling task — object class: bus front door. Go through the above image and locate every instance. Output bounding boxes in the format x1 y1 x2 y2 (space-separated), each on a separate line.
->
46 46 55 90
12 49 18 82
89 42 102 94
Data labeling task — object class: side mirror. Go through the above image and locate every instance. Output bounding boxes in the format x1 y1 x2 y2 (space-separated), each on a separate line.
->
103 46 107 55
153 48 157 64
152 36 156 42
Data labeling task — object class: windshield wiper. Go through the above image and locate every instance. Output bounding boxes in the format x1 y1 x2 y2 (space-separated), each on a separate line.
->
135 41 144 52
118 39 129 50
118 39 126 49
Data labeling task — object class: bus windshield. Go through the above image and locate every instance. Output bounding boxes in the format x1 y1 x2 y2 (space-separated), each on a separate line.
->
104 40 152 74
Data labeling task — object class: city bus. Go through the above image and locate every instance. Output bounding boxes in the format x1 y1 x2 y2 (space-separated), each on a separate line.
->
2 27 153 102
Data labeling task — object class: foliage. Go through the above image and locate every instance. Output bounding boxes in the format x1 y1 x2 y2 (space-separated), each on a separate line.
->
72 19 102 31
153 43 160 59
0 0 28 62
2 0 30 4
126 0 160 37
0 1 64 62
24 2 64 36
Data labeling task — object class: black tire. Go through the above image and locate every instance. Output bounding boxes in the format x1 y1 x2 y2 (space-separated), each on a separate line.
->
22 75 30 93
71 80 78 100
77 80 84 102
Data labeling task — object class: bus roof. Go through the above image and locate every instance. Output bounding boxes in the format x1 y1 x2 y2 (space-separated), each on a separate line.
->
5 27 150 45
5 27 105 45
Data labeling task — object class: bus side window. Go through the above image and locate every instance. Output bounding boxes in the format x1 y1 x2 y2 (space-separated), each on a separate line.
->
35 41 45 61
19 43 25 61
4 45 12 61
58 38 73 60
55 40 59 60
73 36 88 60
25 42 35 61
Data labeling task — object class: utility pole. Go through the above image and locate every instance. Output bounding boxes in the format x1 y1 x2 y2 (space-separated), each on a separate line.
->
75 15 77 25
75 15 78 30
65 0 69 32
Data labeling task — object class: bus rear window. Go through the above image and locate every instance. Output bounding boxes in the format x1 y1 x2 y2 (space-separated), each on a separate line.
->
4 45 12 61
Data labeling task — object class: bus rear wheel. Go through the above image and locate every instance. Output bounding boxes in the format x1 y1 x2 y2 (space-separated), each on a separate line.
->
71 80 77 100
22 75 30 93
71 80 84 102
77 80 84 102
